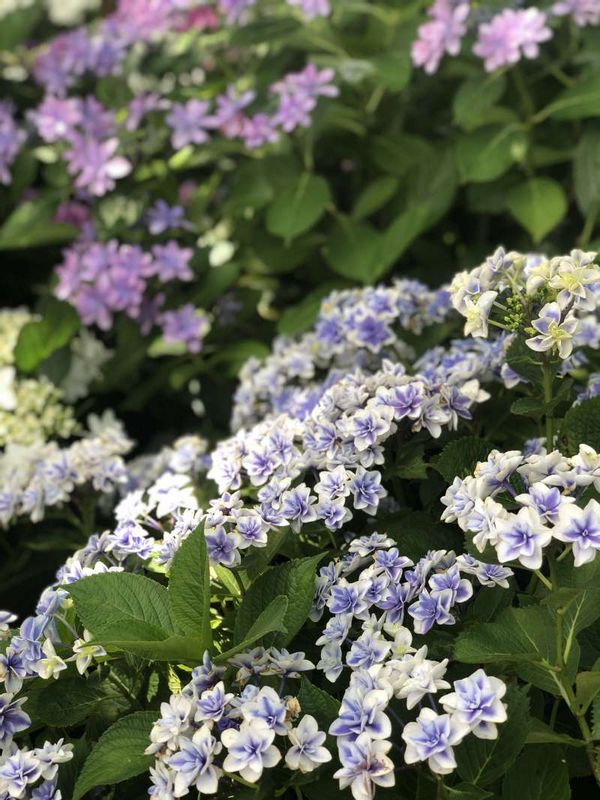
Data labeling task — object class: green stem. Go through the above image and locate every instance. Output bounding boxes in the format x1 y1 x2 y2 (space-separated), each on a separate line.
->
232 570 247 597
542 358 554 448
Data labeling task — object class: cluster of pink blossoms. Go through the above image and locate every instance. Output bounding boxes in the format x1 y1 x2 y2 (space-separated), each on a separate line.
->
412 0 599 74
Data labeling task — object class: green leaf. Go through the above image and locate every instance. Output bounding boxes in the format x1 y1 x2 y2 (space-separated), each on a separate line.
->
456 686 529 787
433 437 494 483
298 677 340 728
526 718 586 748
371 50 411 91
217 595 289 662
547 73 600 120
501 745 570 800
231 16 300 45
234 554 325 648
0 198 77 249
37 677 99 727
324 219 384 283
100 634 206 662
456 126 527 184
352 176 399 220
14 299 80 373
505 335 544 388
560 396 600 454
454 74 507 131
379 204 431 270
226 162 274 215
371 134 433 177
574 127 600 216
266 174 331 240
69 573 176 642
73 711 156 800
455 606 574 695
575 670 600 714
506 178 568 243
447 785 492 800
0 4 42 49
168 525 211 646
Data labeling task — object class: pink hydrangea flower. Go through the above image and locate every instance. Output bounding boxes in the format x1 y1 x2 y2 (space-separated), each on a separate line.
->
411 1 470 75
473 8 552 72
553 0 600 26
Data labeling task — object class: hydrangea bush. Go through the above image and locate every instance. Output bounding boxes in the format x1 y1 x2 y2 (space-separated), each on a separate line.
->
2 0 600 435
1 249 600 799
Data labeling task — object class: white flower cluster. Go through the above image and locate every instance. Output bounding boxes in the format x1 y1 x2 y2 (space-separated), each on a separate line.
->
0 413 132 527
232 279 451 429
442 445 600 568
450 248 600 360
146 654 331 798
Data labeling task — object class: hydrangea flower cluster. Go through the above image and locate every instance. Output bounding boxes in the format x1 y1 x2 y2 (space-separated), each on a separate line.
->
450 248 600 363
311 536 509 792
412 1 598 75
145 651 331 797
54 239 211 348
0 413 132 527
232 279 451 429
441 444 600 568
219 0 331 24
0 103 26 186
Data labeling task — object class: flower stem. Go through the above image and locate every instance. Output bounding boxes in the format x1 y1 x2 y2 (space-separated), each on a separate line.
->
542 358 554 448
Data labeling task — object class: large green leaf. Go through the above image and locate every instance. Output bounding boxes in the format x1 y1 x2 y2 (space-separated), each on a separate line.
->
168 525 211 647
560 396 600 454
455 606 575 695
234 554 325 647
69 573 176 642
547 74 600 120
266 173 331 240
506 178 567 243
73 711 156 800
456 686 530 787
0 198 76 249
217 595 289 662
456 126 527 184
574 127 600 216
501 745 570 800
352 176 399 220
37 676 99 727
298 677 340 728
324 219 384 283
453 74 507 131
433 437 494 484
14 299 80 373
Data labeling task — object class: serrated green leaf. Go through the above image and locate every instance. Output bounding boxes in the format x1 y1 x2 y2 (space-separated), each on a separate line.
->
234 554 325 648
73 711 156 800
37 676 99 727
456 686 529 787
298 677 340 728
526 718 586 747
69 573 176 642
506 178 567 243
168 525 211 647
434 437 494 483
217 595 289 662
575 670 600 714
560 396 600 454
